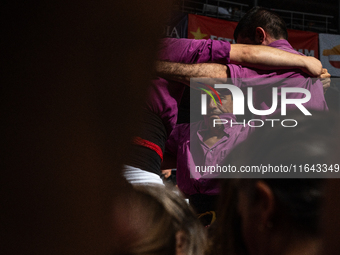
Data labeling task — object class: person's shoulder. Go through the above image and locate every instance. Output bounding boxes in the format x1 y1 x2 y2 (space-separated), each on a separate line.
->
269 39 304 56
176 122 190 130
189 120 207 132
160 37 213 46
227 63 244 76
172 122 191 138
227 63 267 78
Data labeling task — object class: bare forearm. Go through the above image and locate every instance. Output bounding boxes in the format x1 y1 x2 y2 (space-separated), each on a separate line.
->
155 61 228 85
230 44 322 76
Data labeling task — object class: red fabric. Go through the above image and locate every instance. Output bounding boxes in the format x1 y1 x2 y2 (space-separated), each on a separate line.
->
133 137 163 161
188 14 237 42
287 29 319 58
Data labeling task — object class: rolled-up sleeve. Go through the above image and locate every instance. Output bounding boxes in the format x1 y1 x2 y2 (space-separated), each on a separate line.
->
158 38 230 64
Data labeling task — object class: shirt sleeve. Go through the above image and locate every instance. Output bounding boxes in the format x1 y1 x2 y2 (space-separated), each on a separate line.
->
164 124 181 156
158 38 231 64
228 64 289 88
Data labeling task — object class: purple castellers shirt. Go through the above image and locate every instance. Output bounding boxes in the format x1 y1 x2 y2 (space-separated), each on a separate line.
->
166 113 253 197
228 40 328 118
147 38 231 137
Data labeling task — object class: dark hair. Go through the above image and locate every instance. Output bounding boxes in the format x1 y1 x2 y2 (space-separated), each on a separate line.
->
234 7 288 43
211 111 340 255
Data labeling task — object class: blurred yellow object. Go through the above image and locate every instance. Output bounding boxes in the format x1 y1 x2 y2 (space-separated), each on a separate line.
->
323 44 340 56
198 211 217 225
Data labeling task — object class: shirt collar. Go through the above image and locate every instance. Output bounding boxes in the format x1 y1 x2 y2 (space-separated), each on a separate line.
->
268 39 294 51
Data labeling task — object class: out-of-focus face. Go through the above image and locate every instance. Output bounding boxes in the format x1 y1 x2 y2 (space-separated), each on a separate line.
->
204 90 233 130
206 91 233 119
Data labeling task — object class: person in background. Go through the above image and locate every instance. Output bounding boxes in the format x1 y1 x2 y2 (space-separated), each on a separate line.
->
209 111 339 255
124 37 325 185
156 8 330 118
164 88 252 216
121 184 207 255
155 8 330 214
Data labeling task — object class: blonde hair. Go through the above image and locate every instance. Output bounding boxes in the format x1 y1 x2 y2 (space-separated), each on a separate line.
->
123 185 207 255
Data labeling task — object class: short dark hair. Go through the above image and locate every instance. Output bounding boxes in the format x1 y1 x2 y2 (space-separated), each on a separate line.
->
234 7 288 43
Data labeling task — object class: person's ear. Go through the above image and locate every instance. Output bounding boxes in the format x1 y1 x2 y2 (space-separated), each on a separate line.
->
175 230 187 255
255 27 266 45
254 181 275 230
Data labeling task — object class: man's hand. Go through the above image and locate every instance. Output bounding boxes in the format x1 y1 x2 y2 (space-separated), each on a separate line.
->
161 169 172 179
318 68 331 94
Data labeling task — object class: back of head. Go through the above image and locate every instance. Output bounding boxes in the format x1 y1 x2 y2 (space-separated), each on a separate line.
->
212 111 340 255
122 185 207 255
234 7 288 43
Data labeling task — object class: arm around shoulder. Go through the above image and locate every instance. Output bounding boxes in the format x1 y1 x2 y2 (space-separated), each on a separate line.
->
229 44 322 76
155 61 229 86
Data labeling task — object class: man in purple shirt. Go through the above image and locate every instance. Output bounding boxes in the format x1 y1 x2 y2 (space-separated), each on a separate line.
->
229 7 328 117
125 38 233 184
156 8 330 214
124 37 325 185
157 8 329 118
164 89 253 213
152 37 324 137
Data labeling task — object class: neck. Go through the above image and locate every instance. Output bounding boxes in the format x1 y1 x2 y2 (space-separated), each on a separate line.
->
262 36 284 45
208 125 225 137
202 126 226 148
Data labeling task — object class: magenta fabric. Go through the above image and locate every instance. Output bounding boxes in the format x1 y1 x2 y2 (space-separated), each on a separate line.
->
166 113 253 196
228 39 328 118
147 38 231 136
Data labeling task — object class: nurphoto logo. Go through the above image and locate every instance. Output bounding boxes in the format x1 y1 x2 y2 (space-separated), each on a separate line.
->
201 84 312 116
199 83 312 128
